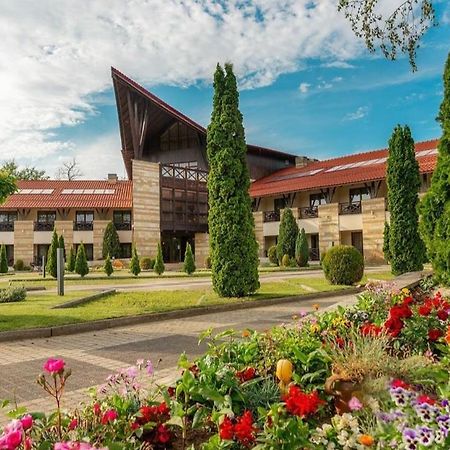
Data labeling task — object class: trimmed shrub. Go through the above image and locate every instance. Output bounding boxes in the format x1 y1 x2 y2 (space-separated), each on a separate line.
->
75 243 89 277
0 286 26 303
183 243 196 275
276 208 299 263
58 234 66 259
0 245 8 273
322 245 364 285
154 243 165 275
383 222 391 263
140 257 155 270
102 221 121 259
67 247 76 272
46 229 59 278
295 228 309 267
281 254 291 268
205 256 212 270
129 245 141 276
13 259 24 271
268 245 278 266
104 254 113 277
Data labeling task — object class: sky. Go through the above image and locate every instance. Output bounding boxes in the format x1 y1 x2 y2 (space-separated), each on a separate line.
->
0 0 449 179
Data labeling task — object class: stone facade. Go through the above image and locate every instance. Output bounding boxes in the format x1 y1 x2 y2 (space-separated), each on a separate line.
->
132 160 161 257
318 203 340 256
252 211 265 257
362 198 386 264
93 220 110 261
13 221 34 265
195 232 209 268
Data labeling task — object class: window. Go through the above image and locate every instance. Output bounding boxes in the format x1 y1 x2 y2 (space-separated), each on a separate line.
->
17 189 54 194
310 193 326 207
120 243 132 258
113 210 132 230
274 198 286 212
349 187 370 203
76 211 94 223
0 212 17 223
37 211 56 223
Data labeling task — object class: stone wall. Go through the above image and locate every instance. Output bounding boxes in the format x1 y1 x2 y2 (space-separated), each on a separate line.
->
13 221 34 265
362 198 386 264
132 160 161 257
252 211 265 256
195 232 209 268
318 203 340 256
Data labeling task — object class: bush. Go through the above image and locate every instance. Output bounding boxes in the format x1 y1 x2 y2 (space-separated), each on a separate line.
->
129 245 141 276
295 228 309 267
154 243 165 275
183 243 196 275
205 256 212 270
67 247 76 272
281 254 291 267
104 254 113 277
0 244 7 273
276 208 299 263
268 245 278 266
46 229 59 278
0 286 26 303
140 257 155 270
102 222 121 259
75 243 89 277
13 259 24 271
322 245 364 285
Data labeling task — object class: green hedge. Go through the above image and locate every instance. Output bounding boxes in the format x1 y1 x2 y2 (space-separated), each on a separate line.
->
322 245 364 285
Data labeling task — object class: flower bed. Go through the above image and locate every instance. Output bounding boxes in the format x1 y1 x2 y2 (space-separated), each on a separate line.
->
3 280 450 449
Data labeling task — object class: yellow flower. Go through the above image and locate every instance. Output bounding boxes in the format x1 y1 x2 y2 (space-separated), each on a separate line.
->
310 324 320 333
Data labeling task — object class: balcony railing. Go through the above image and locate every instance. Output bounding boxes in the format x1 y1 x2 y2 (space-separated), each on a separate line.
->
339 202 362 215
299 206 318 219
74 221 93 231
0 223 14 232
34 222 54 231
114 222 132 231
263 210 280 222
309 248 320 261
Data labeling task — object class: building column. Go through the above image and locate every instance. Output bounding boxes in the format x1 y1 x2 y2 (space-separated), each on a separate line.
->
195 232 209 268
132 160 161 258
362 198 386 264
13 221 34 265
318 203 340 257
54 221 74 254
93 220 110 261
252 211 265 257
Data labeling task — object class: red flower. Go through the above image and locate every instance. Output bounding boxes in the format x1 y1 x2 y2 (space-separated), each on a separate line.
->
236 367 256 382
284 385 323 417
188 364 199 376
403 296 414 305
438 310 449 321
389 304 412 320
130 421 140 430
334 337 345 348
167 386 176 397
93 403 101 416
156 424 171 443
418 304 432 316
384 317 404 337
234 411 256 447
361 323 382 336
391 379 411 390
417 394 436 405
428 329 443 342
101 409 118 424
138 402 170 425
68 419 78 430
219 416 234 440
43 358 65 374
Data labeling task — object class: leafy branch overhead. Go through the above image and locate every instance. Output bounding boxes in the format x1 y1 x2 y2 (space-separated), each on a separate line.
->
338 0 436 70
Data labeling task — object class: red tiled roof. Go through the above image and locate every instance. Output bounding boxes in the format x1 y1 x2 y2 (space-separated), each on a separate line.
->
1 180 132 209
250 139 439 198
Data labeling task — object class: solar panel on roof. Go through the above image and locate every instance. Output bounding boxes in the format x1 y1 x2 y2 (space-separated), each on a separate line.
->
17 189 54 194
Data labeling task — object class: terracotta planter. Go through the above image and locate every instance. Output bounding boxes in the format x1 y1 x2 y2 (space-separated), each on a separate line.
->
324 374 362 414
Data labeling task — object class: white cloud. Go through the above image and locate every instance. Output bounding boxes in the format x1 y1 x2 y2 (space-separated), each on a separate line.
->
0 0 364 171
299 82 311 93
322 61 356 69
344 106 369 121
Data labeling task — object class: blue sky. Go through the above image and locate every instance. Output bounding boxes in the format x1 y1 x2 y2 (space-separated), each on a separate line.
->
1 1 449 178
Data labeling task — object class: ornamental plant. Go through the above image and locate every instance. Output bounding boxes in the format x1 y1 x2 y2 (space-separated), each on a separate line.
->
277 207 299 263
386 124 425 275
129 244 141 276
383 221 391 263
420 53 450 284
58 234 65 259
154 242 165 275
74 242 89 277
46 229 59 278
102 221 121 259
268 245 278 266
183 242 196 275
103 254 113 277
206 63 259 297
67 246 76 272
0 244 8 273
295 227 309 267
322 245 364 285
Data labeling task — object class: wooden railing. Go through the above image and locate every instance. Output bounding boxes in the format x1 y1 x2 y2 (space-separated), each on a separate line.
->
263 210 280 222
114 222 132 231
74 222 93 231
339 202 362 215
0 223 14 232
299 206 318 219
34 222 54 231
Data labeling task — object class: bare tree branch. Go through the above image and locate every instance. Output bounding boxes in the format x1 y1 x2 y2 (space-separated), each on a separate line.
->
56 158 83 181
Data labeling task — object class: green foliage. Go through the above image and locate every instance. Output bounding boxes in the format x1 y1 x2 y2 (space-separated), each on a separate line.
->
268 245 278 266
387 125 425 275
13 259 24 271
322 245 364 285
103 254 113 277
58 234 65 259
1 160 48 180
102 221 121 259
295 228 309 267
0 170 17 204
383 221 391 263
183 243 196 275
75 242 89 277
154 242 165 275
206 63 259 297
0 244 8 273
67 246 76 272
46 229 59 278
281 254 290 267
129 245 141 276
0 286 26 303
205 255 211 270
420 54 450 284
140 257 155 270
276 207 299 263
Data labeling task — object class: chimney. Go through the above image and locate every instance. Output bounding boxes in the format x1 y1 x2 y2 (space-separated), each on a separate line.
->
107 173 118 184
295 156 317 168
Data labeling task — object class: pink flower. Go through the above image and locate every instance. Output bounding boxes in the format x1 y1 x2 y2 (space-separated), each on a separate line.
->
20 415 33 431
43 358 65 374
101 409 118 424
348 396 363 411
5 430 22 449
146 360 154 376
126 366 138 378
24 437 32 450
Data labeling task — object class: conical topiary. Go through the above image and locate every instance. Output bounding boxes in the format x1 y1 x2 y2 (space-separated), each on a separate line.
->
58 234 66 259
129 245 141 276
104 254 113 277
295 228 309 267
183 243 196 275
46 229 59 278
0 244 8 273
75 242 89 277
67 246 76 272
277 207 299 263
102 221 121 259
154 242 165 275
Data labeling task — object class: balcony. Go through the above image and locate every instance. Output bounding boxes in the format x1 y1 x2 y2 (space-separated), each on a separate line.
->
299 206 318 219
309 248 320 261
74 221 93 231
0 223 14 232
339 202 361 215
263 210 280 222
34 222 54 231
114 222 132 231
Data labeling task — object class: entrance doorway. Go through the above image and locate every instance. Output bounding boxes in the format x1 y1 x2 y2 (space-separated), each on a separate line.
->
161 233 195 263
351 231 364 256
310 234 320 261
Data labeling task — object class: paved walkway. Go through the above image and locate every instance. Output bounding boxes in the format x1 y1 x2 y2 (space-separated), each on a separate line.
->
0 291 357 422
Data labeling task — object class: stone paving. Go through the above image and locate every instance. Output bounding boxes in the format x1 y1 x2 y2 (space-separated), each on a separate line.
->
0 291 357 422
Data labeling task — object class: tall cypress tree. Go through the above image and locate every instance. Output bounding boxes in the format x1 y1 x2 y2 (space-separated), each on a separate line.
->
277 207 299 262
295 228 309 267
386 125 425 275
207 63 259 297
46 229 59 278
420 53 450 283
382 221 391 263
183 242 196 275
58 234 65 259
0 244 8 273
102 221 121 259
75 242 89 277
67 246 76 272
